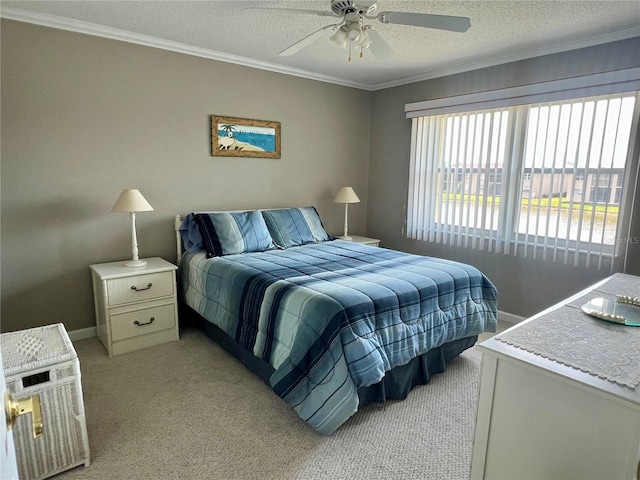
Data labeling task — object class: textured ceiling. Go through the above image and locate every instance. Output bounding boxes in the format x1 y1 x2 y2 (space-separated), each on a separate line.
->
2 0 640 90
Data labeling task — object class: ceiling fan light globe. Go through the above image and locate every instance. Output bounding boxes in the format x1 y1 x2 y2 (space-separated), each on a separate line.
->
347 29 361 43
345 22 365 44
330 26 348 47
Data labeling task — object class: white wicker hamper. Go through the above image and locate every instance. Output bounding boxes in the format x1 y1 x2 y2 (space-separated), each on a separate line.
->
1 323 90 479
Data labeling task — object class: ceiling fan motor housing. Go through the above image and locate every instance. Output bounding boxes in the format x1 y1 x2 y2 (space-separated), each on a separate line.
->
331 0 377 16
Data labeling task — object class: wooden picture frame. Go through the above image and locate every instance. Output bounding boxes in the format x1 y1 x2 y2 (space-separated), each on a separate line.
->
211 115 281 158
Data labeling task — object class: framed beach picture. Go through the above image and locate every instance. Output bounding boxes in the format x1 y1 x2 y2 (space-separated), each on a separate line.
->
211 115 281 158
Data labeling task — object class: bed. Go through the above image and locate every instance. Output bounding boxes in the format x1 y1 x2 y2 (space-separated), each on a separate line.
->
175 207 498 435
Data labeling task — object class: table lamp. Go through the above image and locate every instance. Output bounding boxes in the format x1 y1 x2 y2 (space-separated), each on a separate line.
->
333 186 360 240
111 189 154 267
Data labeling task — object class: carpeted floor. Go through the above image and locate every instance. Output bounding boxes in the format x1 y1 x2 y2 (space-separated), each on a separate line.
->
54 324 505 480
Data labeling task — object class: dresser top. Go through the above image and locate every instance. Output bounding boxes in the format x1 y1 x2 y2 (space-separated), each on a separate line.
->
480 273 640 405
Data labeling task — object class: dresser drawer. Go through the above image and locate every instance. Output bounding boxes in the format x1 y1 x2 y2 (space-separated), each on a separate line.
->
106 271 174 306
110 304 176 341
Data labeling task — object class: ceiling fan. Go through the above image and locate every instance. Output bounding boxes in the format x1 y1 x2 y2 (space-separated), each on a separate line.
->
253 1 471 62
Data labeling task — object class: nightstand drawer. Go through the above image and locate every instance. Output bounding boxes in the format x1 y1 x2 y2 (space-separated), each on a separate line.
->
110 304 176 341
106 271 174 306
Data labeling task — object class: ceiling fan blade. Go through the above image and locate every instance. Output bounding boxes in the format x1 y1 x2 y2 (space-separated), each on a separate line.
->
377 12 471 33
279 24 340 57
246 8 336 18
366 29 394 61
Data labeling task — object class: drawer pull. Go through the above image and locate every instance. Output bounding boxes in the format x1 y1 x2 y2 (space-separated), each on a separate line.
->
131 283 153 292
134 317 155 327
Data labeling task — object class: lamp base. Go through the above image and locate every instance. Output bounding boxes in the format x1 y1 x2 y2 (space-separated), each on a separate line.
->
337 235 353 241
124 259 147 268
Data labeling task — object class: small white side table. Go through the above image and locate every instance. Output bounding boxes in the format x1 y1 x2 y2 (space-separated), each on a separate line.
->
344 235 381 247
90 257 179 356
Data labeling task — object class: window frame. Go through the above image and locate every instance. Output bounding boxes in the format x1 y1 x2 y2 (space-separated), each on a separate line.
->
405 82 640 269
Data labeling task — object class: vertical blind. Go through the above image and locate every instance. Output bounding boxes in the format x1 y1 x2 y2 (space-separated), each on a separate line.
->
407 91 639 269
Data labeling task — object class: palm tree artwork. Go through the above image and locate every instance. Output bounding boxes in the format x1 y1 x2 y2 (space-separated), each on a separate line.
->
218 124 239 150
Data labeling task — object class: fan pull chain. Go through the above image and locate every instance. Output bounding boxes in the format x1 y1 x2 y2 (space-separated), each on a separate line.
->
348 44 352 62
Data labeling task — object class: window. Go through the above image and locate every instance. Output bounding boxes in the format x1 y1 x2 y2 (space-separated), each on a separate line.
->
406 90 639 269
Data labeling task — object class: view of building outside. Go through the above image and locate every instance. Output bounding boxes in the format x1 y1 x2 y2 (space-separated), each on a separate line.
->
437 93 636 247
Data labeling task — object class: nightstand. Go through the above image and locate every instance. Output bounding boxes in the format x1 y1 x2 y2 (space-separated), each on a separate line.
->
90 257 179 356
346 235 381 247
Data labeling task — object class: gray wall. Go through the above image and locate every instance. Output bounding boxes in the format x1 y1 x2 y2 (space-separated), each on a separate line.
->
1 20 371 333
367 37 640 318
2 19 639 334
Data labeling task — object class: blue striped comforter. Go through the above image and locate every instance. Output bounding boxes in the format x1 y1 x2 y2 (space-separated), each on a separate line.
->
181 240 498 434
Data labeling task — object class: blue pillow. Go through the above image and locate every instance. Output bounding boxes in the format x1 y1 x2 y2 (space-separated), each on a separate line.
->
261 207 333 248
179 214 205 253
194 211 276 257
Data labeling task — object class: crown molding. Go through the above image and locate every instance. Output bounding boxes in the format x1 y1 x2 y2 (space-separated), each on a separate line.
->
368 25 640 91
2 7 639 92
0 7 370 90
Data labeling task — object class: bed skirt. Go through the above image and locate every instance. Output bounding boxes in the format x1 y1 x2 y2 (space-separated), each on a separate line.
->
181 304 477 405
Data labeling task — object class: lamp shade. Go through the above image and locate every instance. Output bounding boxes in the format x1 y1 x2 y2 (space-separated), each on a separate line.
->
333 187 360 204
111 189 154 213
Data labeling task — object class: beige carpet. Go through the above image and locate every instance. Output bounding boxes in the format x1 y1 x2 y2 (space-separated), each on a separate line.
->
55 325 504 480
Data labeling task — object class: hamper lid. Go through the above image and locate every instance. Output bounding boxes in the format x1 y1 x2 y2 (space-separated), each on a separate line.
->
0 323 75 376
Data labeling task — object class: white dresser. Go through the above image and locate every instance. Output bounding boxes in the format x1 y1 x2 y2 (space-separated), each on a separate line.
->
470 273 640 480
90 257 179 356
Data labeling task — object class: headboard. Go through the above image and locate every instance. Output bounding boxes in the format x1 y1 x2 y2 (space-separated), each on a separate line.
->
174 214 184 265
